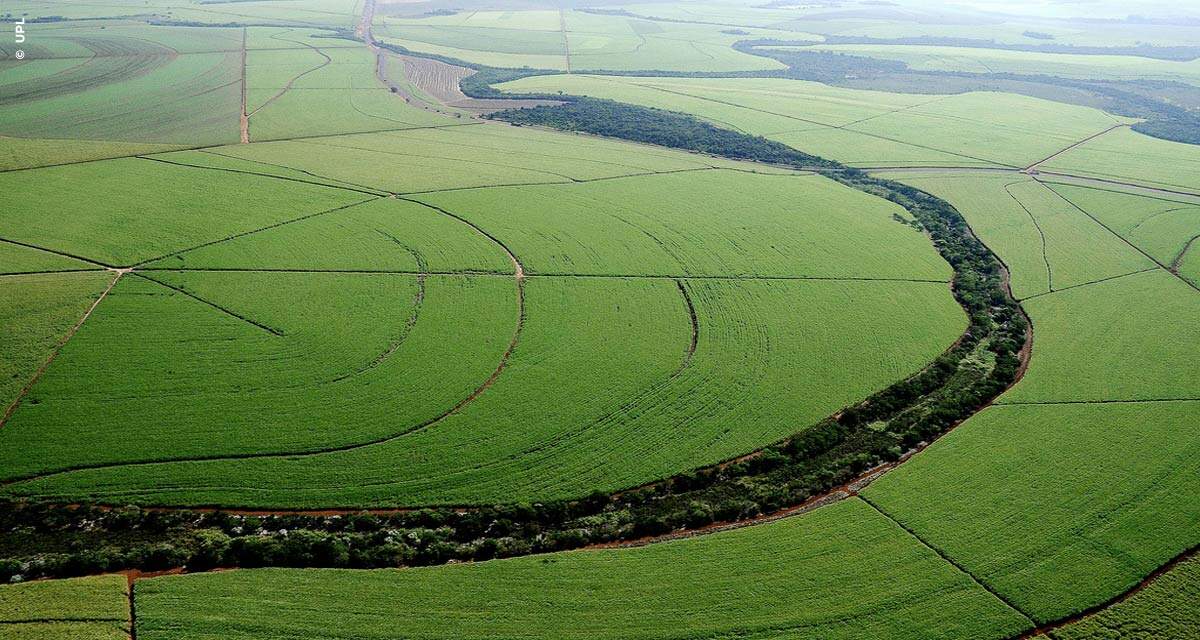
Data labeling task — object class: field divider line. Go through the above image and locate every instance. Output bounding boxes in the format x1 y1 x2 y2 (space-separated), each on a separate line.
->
136 155 388 197
0 236 115 270
1016 267 1158 302
129 196 382 268
1 269 124 429
1011 544 1200 640
1037 180 1200 294
858 494 1038 629
1 269 109 278
134 267 951 283
1022 123 1127 172
133 272 284 337
996 397 1200 406
1002 180 1054 293
195 148 388 194
0 617 130 625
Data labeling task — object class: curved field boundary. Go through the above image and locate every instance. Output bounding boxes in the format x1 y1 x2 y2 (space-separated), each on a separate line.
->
0 199 527 486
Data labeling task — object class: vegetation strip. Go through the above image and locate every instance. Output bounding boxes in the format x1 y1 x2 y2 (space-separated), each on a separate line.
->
0 66 1028 588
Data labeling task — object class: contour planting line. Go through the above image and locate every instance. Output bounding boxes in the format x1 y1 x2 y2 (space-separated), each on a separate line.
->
326 233 427 383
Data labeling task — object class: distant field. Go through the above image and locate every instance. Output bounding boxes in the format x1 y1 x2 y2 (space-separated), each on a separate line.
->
0 29 242 147
135 499 1030 640
375 9 794 73
0 157 369 266
497 75 1129 167
1041 127 1200 195
778 43 1200 86
0 574 128 640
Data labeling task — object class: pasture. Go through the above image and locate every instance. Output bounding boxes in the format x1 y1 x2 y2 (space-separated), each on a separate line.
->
374 9 794 73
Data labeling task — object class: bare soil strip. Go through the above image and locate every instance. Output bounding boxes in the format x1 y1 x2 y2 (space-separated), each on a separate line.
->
0 269 124 429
